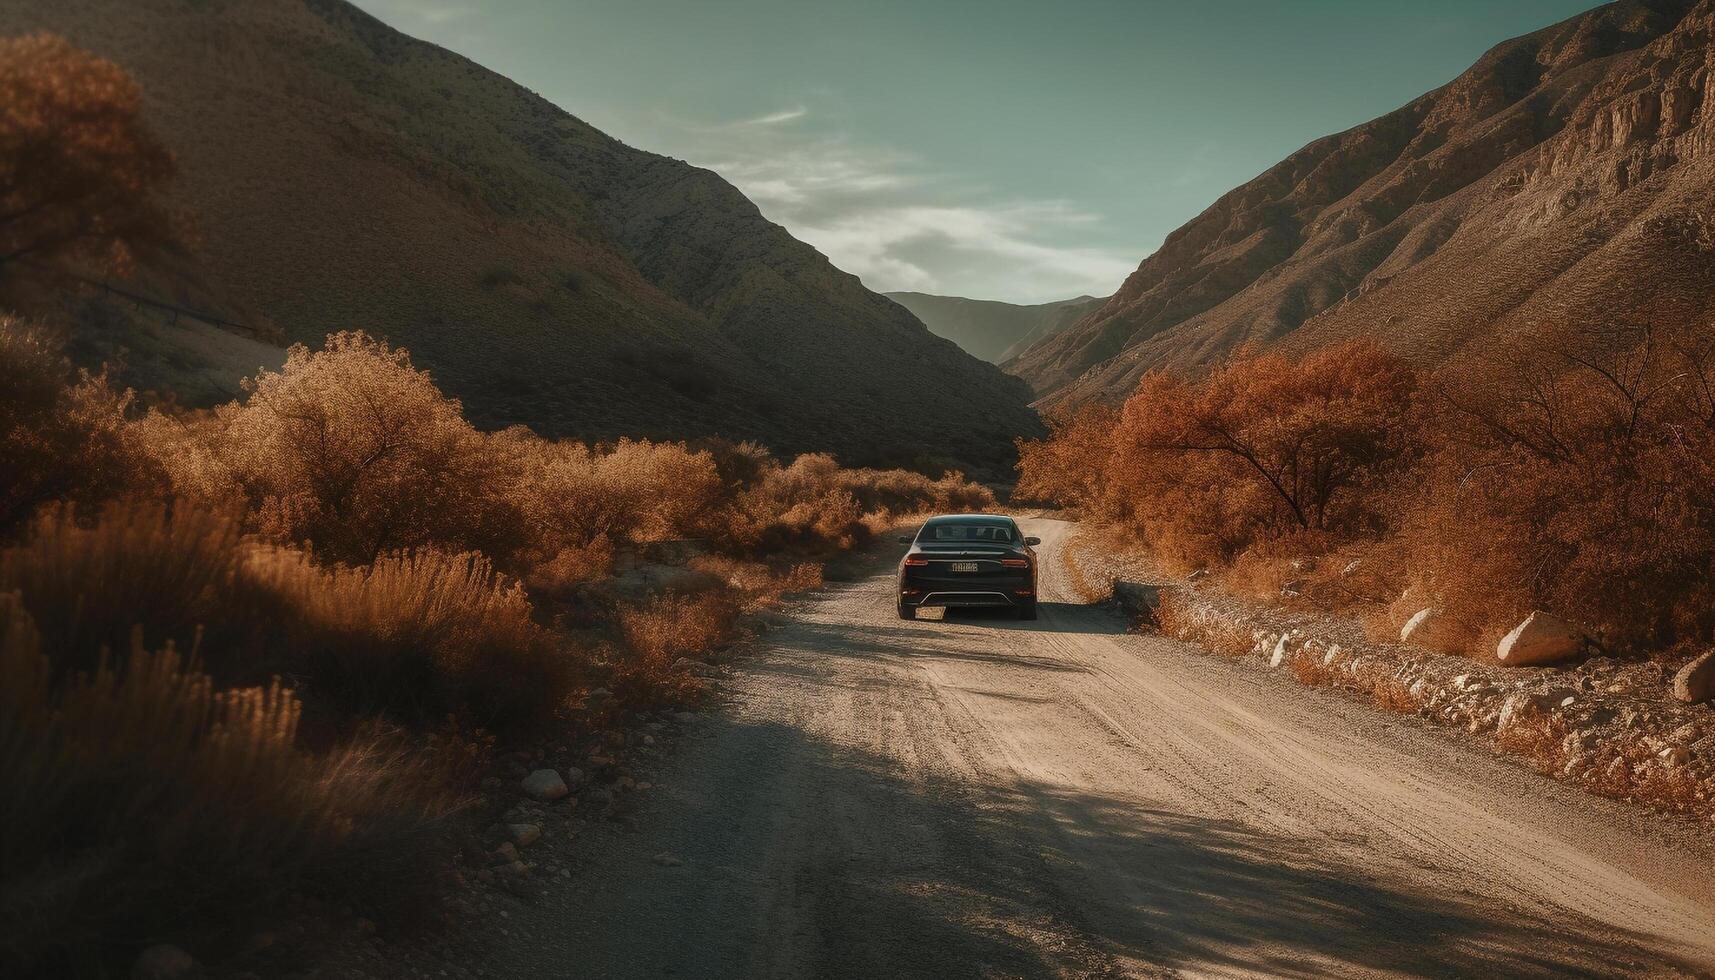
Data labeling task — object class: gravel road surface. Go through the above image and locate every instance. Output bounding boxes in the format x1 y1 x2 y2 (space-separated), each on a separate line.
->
483 518 1715 978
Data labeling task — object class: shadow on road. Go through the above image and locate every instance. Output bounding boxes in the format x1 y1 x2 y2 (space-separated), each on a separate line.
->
513 703 1690 980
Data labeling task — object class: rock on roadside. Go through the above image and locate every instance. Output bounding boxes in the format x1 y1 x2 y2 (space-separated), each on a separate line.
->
1399 608 1470 653
521 769 569 801
1674 650 1715 704
1496 611 1585 666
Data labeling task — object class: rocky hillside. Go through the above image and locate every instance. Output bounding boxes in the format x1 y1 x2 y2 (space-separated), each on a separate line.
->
0 0 1040 475
1012 0 1715 402
884 291 1105 364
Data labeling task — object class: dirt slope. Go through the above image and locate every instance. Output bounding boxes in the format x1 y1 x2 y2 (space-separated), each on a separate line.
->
1012 0 1715 404
0 0 1040 475
884 291 1106 364
475 518 1715 979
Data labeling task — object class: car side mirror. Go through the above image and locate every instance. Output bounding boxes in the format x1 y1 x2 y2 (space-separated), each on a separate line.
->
1024 536 1041 546
896 536 912 545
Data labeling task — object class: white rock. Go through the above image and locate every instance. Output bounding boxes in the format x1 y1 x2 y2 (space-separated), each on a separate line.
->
1399 608 1469 652
521 769 569 801
1496 611 1585 666
1269 633 1294 669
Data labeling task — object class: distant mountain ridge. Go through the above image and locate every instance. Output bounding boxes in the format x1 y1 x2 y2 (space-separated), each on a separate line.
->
1011 0 1715 404
0 0 1041 475
884 291 1106 364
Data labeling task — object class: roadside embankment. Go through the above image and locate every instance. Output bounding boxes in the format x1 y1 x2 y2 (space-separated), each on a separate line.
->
1063 526 1715 823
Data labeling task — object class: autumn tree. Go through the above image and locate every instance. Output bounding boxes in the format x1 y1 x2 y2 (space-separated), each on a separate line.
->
1014 401 1119 511
1402 323 1715 648
0 33 176 278
1115 341 1417 530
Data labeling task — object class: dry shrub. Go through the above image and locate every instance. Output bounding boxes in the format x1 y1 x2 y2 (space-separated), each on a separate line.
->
503 432 724 560
243 546 568 729
146 332 521 565
1155 592 1253 657
1369 676 1424 714
1400 324 1715 651
727 452 991 552
0 596 462 975
0 318 147 532
0 500 257 677
608 592 741 704
1287 645 1342 688
689 555 822 604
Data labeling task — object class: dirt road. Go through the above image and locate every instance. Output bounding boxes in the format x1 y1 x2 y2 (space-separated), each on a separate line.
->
485 518 1715 978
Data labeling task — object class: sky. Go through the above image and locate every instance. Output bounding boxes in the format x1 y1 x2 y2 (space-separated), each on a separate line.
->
356 0 1599 304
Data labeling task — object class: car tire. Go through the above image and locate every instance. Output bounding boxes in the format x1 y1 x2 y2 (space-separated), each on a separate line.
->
1015 601 1037 621
897 601 915 620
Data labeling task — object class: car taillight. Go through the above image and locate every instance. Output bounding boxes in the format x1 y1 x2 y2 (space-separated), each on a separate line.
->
904 557 929 566
1001 558 1030 568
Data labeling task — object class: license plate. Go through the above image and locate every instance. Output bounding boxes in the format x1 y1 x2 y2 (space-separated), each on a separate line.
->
949 561 980 573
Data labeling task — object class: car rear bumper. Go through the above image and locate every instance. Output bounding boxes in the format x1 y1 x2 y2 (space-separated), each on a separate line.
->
899 571 1034 608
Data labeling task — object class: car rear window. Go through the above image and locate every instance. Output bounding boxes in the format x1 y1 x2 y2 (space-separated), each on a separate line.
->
921 523 1014 543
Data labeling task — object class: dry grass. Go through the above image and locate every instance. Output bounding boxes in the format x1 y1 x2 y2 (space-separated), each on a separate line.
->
243 546 567 729
1369 676 1425 714
0 594 466 976
1154 592 1254 658
0 500 256 676
0 318 1002 969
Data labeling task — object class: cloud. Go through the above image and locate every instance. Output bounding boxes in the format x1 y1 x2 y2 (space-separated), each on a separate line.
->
740 106 808 127
666 109 1134 303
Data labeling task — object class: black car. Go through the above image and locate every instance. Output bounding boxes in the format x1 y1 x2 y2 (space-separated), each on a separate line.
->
896 514 1040 620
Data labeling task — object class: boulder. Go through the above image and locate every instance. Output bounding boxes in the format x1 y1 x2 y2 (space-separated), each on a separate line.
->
1495 611 1585 666
1672 650 1715 704
1398 608 1470 652
521 769 569 801
1269 633 1293 668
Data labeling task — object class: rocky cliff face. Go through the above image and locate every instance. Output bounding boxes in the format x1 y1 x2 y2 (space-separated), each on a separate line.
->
1013 0 1715 403
0 0 1040 474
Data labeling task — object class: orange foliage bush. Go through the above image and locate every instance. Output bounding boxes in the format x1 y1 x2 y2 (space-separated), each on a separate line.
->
145 332 519 565
1015 402 1119 512
0 317 146 532
1020 340 1419 573
1399 324 1715 651
0 34 177 278
1021 326 1715 655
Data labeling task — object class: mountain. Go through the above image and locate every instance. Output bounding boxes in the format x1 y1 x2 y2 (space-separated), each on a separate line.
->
883 291 1106 364
1011 0 1715 404
0 0 1041 476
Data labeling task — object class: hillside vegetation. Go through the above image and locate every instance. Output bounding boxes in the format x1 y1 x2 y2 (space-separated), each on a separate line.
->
1018 327 1715 660
0 314 996 975
1013 0 1715 404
